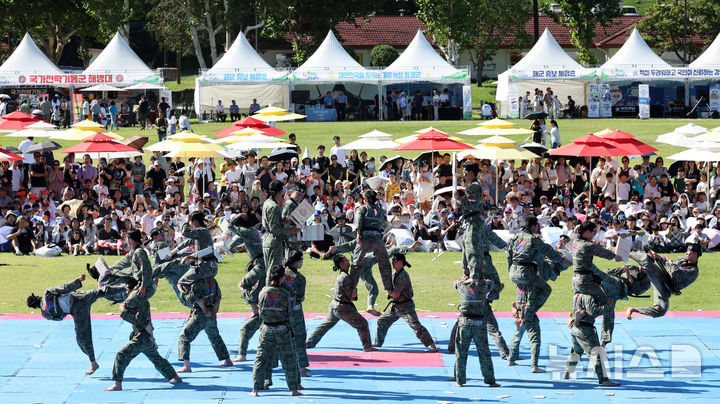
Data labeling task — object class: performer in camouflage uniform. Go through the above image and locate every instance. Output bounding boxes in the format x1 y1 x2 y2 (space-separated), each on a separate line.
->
626 244 700 319
26 274 104 375
177 277 233 373
148 227 191 307
450 276 500 388
105 278 181 391
351 189 393 292
306 255 376 351
262 180 299 271
572 220 623 303
374 253 437 352
249 265 301 397
506 216 568 373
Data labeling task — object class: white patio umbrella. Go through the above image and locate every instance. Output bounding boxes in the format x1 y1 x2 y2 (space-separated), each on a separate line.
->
5 128 57 138
344 137 399 150
80 84 124 92
359 129 394 138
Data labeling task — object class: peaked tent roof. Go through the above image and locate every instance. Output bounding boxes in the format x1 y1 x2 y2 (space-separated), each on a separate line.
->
601 28 671 69
512 28 584 70
0 33 64 75
387 30 454 70
209 32 274 72
296 31 364 70
690 32 720 68
82 32 154 75
383 30 469 83
291 31 374 83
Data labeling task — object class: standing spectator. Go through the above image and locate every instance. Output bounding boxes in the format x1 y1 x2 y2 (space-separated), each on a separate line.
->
147 161 167 197
549 119 560 149
432 89 440 121
158 97 170 118
413 91 424 120
347 149 363 185
29 153 49 196
335 90 347 121
215 100 226 122
249 98 261 115
398 91 409 121
439 88 450 107
314 145 330 183
154 112 168 142
229 100 240 121
138 96 149 129
108 100 119 130
167 110 177 136
330 136 348 167
78 155 98 185
130 156 146 197
178 110 192 132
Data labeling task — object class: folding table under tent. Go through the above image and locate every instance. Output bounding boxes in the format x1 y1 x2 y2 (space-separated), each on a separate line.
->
380 30 471 120
288 31 381 121
496 28 595 119
194 32 291 120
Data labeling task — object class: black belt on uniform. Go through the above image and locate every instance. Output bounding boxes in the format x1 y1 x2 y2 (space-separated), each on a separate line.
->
461 313 484 320
383 298 411 311
263 321 289 327
334 299 353 305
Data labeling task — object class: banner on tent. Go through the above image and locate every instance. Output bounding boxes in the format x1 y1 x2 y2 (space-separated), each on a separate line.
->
509 68 596 80
638 84 650 119
462 85 472 119
199 70 290 83
588 84 601 118
710 83 720 112
508 85 519 118
600 67 720 80
0 72 162 86
290 69 382 83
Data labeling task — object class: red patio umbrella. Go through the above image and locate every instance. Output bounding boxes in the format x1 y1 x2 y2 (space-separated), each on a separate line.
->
0 147 24 161
548 134 627 157
391 133 472 151
61 132 139 154
598 130 658 156
0 111 42 132
214 116 286 137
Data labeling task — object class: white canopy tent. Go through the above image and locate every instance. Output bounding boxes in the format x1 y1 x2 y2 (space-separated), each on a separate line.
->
81 32 163 86
690 33 720 69
194 32 290 117
0 33 65 86
291 31 376 83
496 28 593 118
598 28 673 80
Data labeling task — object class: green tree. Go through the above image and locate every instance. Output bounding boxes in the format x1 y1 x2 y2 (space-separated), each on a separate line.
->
370 45 399 67
638 0 720 64
417 0 531 86
259 0 383 63
542 0 622 65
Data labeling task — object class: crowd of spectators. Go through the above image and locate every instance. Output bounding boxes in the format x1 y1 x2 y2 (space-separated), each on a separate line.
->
1 132 718 259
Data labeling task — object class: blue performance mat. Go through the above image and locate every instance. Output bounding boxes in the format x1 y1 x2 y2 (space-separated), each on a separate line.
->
1 315 719 403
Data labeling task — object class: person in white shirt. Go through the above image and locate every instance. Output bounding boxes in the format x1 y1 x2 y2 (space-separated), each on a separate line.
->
215 100 226 122
223 159 243 186
0 99 6 116
178 111 192 132
329 136 348 167
18 136 36 164
167 110 177 136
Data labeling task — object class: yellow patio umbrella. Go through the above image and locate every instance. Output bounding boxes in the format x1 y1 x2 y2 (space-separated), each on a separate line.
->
691 130 720 143
53 128 123 140
253 106 306 122
71 119 104 130
478 118 516 129
478 135 517 147
168 131 205 140
254 106 288 115
165 142 227 158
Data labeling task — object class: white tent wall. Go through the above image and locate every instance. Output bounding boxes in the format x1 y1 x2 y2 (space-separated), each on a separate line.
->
194 80 289 118
496 77 587 118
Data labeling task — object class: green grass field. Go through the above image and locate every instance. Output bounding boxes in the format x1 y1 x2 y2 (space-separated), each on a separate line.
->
2 250 717 315
3 116 720 315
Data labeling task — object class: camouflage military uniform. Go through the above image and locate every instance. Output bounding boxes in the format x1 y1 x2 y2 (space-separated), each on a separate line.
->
374 267 434 348
252 284 299 391
227 216 264 262
177 278 230 363
630 251 699 318
237 256 266 358
284 265 309 368
571 239 616 303
598 265 650 344
100 248 156 303
336 241 407 308
150 240 191 308
352 202 393 291
111 292 178 383
262 197 292 272
282 197 301 258
506 231 565 367
39 278 103 363
177 223 218 291
565 293 611 384
453 279 496 386
306 269 373 349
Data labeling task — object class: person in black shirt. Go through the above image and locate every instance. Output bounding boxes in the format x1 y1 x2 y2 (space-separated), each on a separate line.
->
147 161 167 196
328 155 346 184
658 174 674 200
7 216 35 255
158 97 170 118
97 217 121 255
436 154 453 189
255 156 272 191
310 233 336 259
30 153 49 195
314 145 330 183
138 96 150 129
